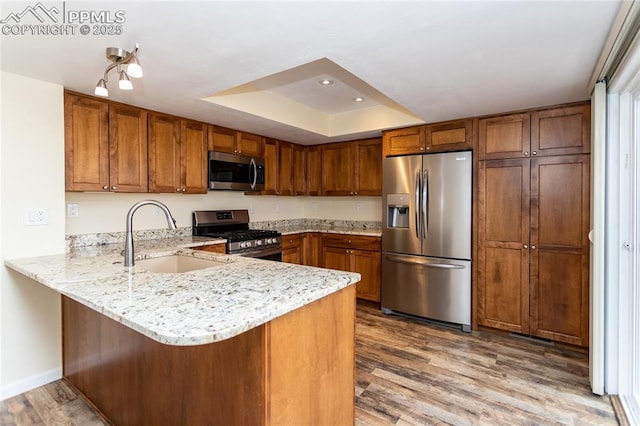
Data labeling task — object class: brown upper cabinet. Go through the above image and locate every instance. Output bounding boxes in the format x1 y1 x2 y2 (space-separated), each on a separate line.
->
65 92 148 192
478 113 531 160
479 103 590 160
261 138 295 196
322 138 382 196
305 146 322 196
531 104 591 157
293 144 306 195
382 119 473 157
208 125 263 157
148 113 207 194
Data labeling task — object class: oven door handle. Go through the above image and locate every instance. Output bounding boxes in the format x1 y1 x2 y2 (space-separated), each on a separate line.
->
235 246 282 258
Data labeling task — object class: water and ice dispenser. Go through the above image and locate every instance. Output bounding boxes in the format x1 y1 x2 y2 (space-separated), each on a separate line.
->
387 193 409 228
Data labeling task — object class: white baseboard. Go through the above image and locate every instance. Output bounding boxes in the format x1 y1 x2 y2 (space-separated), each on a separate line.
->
1 367 62 401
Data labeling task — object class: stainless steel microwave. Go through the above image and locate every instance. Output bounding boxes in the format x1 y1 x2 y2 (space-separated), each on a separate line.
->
208 151 265 191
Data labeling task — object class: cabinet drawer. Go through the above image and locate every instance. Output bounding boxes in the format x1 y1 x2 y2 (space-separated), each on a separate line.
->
282 234 302 249
322 234 381 251
194 244 226 254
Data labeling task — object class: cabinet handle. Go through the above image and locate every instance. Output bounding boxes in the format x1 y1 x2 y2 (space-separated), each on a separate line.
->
532 151 537 156
524 151 530 157
102 185 108 190
523 244 528 249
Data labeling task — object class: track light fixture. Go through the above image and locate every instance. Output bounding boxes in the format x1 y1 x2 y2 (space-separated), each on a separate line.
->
94 44 143 97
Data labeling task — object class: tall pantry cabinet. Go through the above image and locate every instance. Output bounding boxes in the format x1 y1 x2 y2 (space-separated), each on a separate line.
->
477 103 591 346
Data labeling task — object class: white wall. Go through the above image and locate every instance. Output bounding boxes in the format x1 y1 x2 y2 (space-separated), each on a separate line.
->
1 72 65 399
65 192 381 235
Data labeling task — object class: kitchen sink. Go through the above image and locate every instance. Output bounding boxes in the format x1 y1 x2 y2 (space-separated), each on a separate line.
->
137 255 225 273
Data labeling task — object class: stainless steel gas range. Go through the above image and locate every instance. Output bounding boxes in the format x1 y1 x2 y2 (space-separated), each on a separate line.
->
192 210 282 261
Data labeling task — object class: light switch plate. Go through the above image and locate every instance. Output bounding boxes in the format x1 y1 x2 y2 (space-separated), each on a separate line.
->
24 208 48 225
67 203 79 218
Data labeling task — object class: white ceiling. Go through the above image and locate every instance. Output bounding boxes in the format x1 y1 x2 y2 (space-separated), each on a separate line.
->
0 1 622 145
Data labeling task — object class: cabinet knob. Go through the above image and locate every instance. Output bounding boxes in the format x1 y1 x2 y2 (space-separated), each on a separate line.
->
176 188 181 192
524 151 530 157
531 245 536 250
348 240 352 244
532 151 537 156
523 244 528 249
111 186 117 190
182 188 187 192
102 185 108 190
426 146 430 151
420 147 424 151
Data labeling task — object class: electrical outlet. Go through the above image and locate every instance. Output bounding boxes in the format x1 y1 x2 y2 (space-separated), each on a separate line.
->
276 202 281 212
356 202 363 212
24 208 48 226
67 203 79 218
311 202 318 211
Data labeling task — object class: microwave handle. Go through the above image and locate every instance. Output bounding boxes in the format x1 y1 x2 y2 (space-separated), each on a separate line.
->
250 158 257 190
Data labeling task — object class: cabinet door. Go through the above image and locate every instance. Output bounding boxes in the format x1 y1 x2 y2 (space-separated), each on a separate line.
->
277 142 294 196
109 104 148 192
531 104 590 157
478 159 531 334
237 132 263 157
322 142 356 195
305 146 322 196
283 234 302 264
148 113 181 193
529 155 590 346
293 144 306 195
382 126 425 157
303 233 323 267
208 126 236 154
350 249 381 302
262 139 278 195
323 246 349 271
425 119 473 153
181 120 208 194
479 113 531 160
64 93 109 191
356 139 382 196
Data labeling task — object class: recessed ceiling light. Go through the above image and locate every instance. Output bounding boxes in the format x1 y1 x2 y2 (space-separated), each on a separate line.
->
319 79 333 86
353 97 365 102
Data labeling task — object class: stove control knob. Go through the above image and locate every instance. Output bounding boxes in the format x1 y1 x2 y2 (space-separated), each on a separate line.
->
256 240 263 246
240 242 247 248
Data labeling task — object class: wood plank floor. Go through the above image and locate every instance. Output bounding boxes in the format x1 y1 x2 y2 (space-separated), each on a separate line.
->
0 302 619 425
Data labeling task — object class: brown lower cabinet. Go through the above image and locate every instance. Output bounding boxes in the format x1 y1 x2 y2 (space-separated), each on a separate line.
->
193 243 226 254
282 234 302 264
322 234 381 302
62 286 355 425
478 154 590 346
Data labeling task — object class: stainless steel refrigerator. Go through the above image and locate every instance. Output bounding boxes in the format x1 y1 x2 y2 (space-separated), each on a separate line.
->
381 150 472 332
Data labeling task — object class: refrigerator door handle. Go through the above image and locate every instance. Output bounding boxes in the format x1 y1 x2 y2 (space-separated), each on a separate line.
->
385 254 466 269
422 169 429 238
415 170 421 239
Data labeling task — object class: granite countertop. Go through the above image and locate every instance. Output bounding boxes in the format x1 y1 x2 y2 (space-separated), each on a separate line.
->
277 225 381 236
5 239 360 347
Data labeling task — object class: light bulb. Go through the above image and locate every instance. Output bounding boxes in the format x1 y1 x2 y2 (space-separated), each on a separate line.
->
119 70 133 90
127 56 143 78
94 79 108 97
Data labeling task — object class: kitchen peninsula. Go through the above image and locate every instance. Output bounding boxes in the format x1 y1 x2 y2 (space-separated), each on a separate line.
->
5 239 359 425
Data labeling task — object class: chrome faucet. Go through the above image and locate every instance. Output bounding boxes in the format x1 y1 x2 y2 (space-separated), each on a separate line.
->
124 200 177 267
